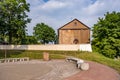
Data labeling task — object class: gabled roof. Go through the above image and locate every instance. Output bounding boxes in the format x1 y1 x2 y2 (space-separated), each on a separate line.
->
58 19 90 30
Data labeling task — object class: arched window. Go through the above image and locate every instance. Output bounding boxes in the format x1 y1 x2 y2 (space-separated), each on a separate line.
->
73 39 79 44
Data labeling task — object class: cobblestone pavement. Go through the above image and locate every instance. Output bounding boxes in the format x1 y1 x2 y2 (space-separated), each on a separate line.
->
0 60 80 80
65 61 120 80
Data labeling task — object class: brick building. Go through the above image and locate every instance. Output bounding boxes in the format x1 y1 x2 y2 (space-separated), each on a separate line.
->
58 19 90 44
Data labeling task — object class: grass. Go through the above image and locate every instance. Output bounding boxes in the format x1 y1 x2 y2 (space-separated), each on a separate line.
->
0 50 78 59
76 52 120 74
0 50 120 74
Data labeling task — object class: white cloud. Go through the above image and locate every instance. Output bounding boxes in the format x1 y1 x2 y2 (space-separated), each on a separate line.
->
40 0 69 11
83 0 120 16
26 0 120 35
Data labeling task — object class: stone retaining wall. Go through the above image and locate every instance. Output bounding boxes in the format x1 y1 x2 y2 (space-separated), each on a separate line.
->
0 44 92 52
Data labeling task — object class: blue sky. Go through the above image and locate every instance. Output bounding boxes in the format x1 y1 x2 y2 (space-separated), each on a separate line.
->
26 0 120 35
43 0 49 2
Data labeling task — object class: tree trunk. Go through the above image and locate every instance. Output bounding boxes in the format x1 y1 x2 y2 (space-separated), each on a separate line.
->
8 31 12 44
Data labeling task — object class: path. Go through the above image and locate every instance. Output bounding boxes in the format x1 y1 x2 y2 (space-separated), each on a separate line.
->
65 61 120 80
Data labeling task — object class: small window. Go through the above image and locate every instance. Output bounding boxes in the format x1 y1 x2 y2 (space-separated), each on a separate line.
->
74 22 77 26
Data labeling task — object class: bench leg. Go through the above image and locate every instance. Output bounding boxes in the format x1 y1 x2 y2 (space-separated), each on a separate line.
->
77 63 81 68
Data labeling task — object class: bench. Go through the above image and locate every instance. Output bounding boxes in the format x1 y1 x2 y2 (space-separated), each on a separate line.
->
0 57 29 63
66 56 89 70
66 56 84 68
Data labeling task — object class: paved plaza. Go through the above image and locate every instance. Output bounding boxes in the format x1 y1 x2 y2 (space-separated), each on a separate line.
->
0 60 120 80
0 60 79 80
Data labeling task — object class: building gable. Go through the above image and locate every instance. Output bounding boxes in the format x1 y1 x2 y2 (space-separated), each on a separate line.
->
58 19 90 30
58 19 90 44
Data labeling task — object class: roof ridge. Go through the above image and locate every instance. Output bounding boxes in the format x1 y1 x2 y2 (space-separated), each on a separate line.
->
58 18 90 30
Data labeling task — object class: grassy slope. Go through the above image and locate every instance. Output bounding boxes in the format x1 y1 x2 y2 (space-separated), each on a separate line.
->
77 52 120 74
0 50 120 74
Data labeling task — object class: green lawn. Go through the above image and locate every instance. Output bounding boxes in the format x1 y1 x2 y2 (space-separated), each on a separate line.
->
0 50 120 74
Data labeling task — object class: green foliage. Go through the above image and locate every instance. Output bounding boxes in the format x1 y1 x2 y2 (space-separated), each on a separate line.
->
0 0 31 44
92 11 120 58
24 36 38 44
33 23 56 44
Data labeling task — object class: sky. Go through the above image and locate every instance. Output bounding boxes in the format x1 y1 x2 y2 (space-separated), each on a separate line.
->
26 0 120 35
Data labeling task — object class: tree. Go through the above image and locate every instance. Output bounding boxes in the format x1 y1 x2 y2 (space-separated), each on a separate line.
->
0 0 31 44
25 36 38 44
33 23 56 44
92 11 120 58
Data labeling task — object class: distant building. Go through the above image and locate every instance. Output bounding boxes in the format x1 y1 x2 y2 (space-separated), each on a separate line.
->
58 19 90 44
